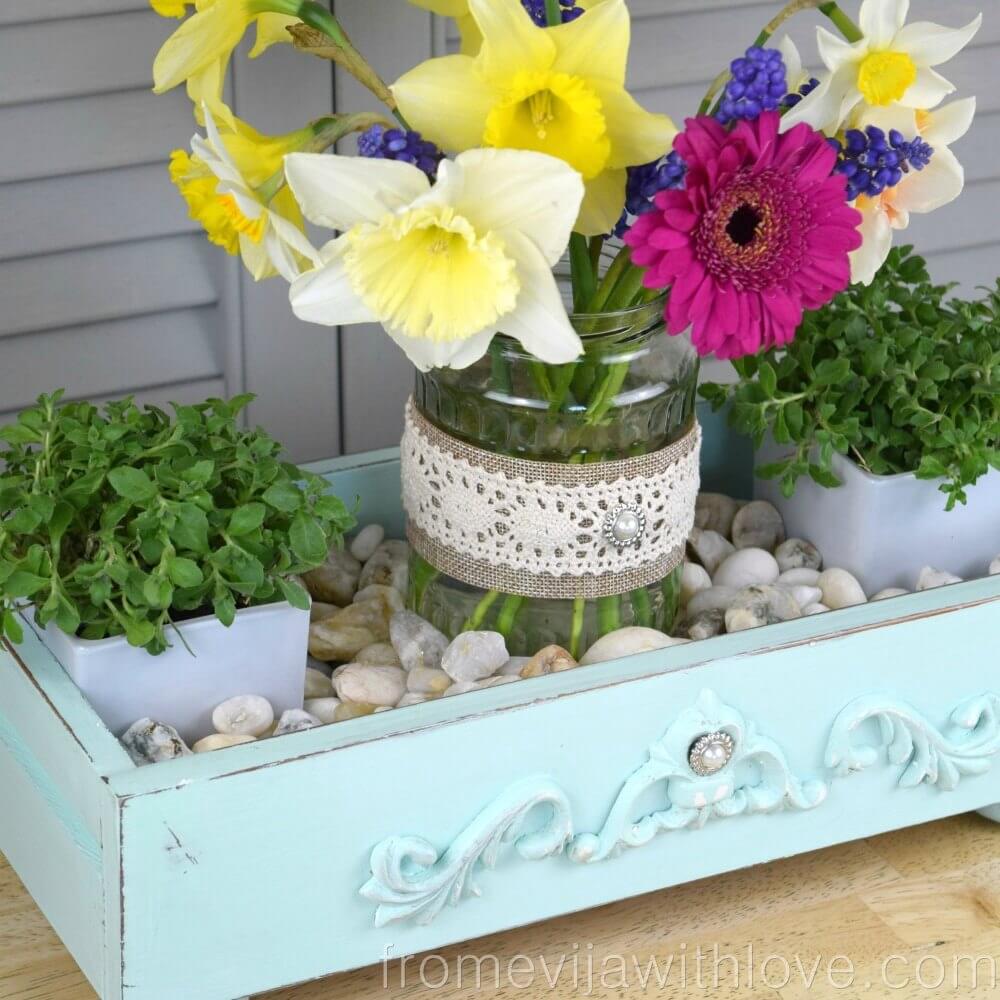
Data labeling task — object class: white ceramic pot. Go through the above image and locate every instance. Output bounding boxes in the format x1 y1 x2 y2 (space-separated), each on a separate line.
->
754 445 1000 596
39 601 309 743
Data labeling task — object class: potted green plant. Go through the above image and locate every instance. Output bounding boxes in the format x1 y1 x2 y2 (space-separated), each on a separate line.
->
0 392 354 741
702 249 1000 594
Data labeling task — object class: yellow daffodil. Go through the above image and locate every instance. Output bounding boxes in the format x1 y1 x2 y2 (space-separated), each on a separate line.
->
152 0 298 126
782 0 981 135
409 0 594 55
285 148 585 370
392 0 675 237
171 109 320 281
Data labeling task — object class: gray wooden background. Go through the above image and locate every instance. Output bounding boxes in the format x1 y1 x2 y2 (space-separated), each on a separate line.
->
1 0 995 461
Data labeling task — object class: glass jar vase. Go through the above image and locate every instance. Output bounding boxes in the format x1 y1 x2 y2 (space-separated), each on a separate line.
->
406 294 699 658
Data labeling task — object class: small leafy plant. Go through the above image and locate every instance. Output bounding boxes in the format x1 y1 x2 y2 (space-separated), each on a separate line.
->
701 248 1000 510
0 393 354 653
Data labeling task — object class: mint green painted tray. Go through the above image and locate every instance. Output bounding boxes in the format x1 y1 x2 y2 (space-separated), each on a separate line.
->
1 404 998 1000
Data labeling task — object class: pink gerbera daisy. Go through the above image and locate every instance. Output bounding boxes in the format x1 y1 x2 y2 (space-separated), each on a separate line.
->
624 111 863 359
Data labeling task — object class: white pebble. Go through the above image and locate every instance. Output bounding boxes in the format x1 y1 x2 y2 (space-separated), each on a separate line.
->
731 501 785 551
687 529 736 575
374 706 393 713
441 631 509 682
334 664 407 706
304 667 333 699
778 568 821 587
916 566 963 591
303 697 341 723
713 548 780 589
443 680 480 697
211 695 274 737
802 603 830 616
774 538 822 572
406 666 452 695
396 692 434 707
350 524 385 563
873 588 909 601
580 627 688 667
498 656 531 676
353 583 404 614
273 709 321 736
680 562 712 606
782 584 823 610
694 493 740 538
686 586 740 617
818 568 867 610
193 733 256 753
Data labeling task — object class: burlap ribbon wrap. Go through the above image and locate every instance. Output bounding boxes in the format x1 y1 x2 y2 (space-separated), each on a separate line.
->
401 399 701 600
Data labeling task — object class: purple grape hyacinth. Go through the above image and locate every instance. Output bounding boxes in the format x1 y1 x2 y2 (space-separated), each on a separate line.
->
836 126 934 201
521 0 584 26
782 77 820 109
614 151 687 237
717 46 787 126
358 124 443 181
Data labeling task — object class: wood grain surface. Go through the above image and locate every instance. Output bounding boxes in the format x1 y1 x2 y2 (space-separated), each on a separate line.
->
2 815 998 999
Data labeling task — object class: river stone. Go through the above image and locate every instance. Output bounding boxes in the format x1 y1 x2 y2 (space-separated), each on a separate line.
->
308 597 391 661
725 585 801 633
396 692 434 707
519 644 577 678
731 501 785 551
479 675 521 688
354 583 404 615
193 733 256 753
916 566 963 591
684 608 727 641
350 524 385 563
498 656 531 676
779 584 823 610
121 719 191 765
687 529 736 576
818 568 867 609
685 586 740 617
713 548 780 589
309 601 339 623
390 611 449 672
580 627 688 666
303 697 342 723
873 588 909 601
211 695 274 737
358 540 409 593
274 709 321 736
406 666 452 695
304 667 333 699
680 562 712 606
802 603 830 616
443 680 480 697
442 631 509 682
334 664 407 706
778 568 821 587
333 701 377 721
694 493 741 538
355 642 401 667
774 538 822 572
302 546 361 605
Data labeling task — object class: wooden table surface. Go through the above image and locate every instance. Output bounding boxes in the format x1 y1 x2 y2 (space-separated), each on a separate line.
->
2 815 998 999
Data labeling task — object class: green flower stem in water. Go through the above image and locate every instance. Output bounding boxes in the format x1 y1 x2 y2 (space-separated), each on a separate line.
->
569 596 586 659
463 588 501 631
597 595 621 636
495 595 525 639
569 234 597 312
631 587 653 627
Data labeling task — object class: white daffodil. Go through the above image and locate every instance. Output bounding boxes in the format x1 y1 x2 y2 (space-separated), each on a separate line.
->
782 0 980 135
849 97 976 285
284 148 586 371
777 35 811 95
189 107 321 282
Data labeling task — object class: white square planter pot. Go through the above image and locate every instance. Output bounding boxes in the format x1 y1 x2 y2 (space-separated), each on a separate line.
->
754 445 1000 596
40 601 309 743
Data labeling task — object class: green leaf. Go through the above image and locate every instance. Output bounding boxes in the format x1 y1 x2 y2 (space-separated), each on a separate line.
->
276 576 311 611
228 502 266 536
2 610 24 645
49 502 74 546
212 590 237 627
0 424 41 445
758 362 777 398
166 556 203 589
261 480 303 513
142 576 174 610
124 619 157 649
108 467 157 502
289 513 329 566
169 502 209 553
3 571 49 598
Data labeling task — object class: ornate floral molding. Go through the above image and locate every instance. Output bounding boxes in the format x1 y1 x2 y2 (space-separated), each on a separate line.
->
359 777 573 928
826 693 1000 791
569 690 827 863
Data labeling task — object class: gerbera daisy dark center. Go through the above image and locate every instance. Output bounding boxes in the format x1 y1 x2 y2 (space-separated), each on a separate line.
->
726 203 763 246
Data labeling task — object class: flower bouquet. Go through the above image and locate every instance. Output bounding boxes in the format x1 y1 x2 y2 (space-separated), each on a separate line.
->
151 0 980 655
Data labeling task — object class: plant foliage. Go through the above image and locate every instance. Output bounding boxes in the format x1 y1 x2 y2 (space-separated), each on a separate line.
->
701 248 1000 510
0 393 354 653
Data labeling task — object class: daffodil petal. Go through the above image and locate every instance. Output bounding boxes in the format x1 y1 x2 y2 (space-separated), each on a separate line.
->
550 0 629 85
780 63 856 133
454 14 483 55
446 148 583 267
858 0 910 50
408 0 468 16
592 83 677 169
240 232 278 282
893 144 964 215
777 35 807 91
893 16 981 68
392 55 495 152
153 1 246 93
468 0 555 83
496 231 582 364
284 153 430 230
250 13 297 58
289 238 375 327
576 167 627 239
268 210 321 272
383 325 495 371
897 66 955 109
922 96 976 147
849 199 894 285
816 26 861 72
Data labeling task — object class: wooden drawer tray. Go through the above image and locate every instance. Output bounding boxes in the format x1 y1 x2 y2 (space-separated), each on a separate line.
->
1 406 998 1000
